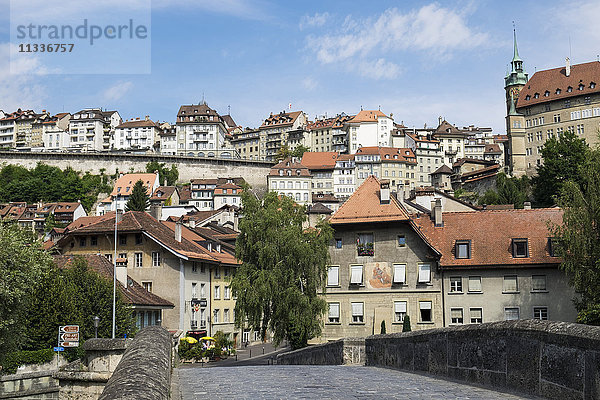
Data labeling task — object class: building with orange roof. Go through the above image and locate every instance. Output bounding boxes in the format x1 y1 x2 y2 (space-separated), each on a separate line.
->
41 112 71 151
267 157 312 205
301 151 338 196
318 176 443 342
306 114 353 153
258 110 308 161
114 116 163 153
97 173 160 215
344 109 394 153
68 108 122 152
354 146 417 190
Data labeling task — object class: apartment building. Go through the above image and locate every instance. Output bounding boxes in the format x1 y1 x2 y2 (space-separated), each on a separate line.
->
345 110 394 153
306 114 352 153
159 123 177 155
229 128 261 160
189 177 245 211
432 120 469 166
259 111 308 161
114 117 162 153
333 154 356 200
354 147 417 190
267 158 312 205
404 130 443 186
176 102 235 158
42 113 71 151
97 173 160 215
301 152 337 196
68 109 122 152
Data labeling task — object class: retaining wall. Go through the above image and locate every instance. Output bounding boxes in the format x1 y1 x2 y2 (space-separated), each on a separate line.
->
277 338 365 366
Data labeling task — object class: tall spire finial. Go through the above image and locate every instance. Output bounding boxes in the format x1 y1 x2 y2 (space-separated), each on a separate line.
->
512 22 521 62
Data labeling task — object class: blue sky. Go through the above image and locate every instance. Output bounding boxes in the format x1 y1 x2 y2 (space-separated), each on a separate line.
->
1 0 599 134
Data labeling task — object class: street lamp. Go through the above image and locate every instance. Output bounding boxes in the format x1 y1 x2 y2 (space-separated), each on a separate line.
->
93 315 100 338
113 202 121 339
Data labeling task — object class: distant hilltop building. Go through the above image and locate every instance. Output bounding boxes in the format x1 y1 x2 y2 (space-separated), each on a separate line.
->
505 30 600 177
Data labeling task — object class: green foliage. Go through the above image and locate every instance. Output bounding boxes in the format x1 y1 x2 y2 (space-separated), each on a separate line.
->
146 161 179 186
380 320 386 334
0 163 112 212
402 315 411 332
214 330 233 351
1 349 55 375
533 130 589 207
552 149 600 325
478 173 531 208
291 145 310 158
231 190 333 349
44 214 65 233
22 256 136 352
0 222 53 362
274 145 292 162
125 180 150 212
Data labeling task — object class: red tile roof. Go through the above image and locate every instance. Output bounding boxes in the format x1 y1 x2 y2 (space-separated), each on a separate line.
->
260 111 302 128
330 176 410 225
151 186 177 201
110 173 158 196
517 61 600 107
269 158 311 177
356 147 417 164
116 119 160 129
301 152 338 170
347 110 388 123
413 208 562 267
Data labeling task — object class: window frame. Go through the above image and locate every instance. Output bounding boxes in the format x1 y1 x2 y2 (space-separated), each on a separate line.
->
450 308 464 325
503 275 519 293
327 266 340 287
417 263 431 284
394 301 407 323
349 264 363 285
419 301 433 323
512 238 529 258
152 251 161 267
350 302 364 324
533 306 548 320
531 275 547 292
449 276 463 293
214 285 220 300
397 235 406 247
393 263 406 284
455 240 471 259
504 307 520 321
468 276 482 293
335 238 342 249
356 233 374 256
327 302 340 324
470 307 483 324
134 252 143 268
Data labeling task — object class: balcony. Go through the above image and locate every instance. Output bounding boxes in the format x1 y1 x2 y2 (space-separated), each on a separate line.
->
357 242 374 256
190 320 198 329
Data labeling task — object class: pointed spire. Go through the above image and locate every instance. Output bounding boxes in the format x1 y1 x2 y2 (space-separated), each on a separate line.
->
512 27 522 63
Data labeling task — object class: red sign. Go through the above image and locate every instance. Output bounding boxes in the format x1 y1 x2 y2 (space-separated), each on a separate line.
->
60 325 79 333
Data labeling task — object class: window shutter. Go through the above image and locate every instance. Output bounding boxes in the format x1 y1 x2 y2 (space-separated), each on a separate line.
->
532 275 546 291
329 303 339 318
468 276 482 292
451 309 462 319
418 264 431 283
419 301 432 310
352 302 363 316
350 265 363 284
394 301 407 313
471 308 482 319
393 264 406 283
327 267 339 286
504 276 518 292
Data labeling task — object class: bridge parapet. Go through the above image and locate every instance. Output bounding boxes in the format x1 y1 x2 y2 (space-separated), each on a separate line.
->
367 320 600 400
277 338 365 366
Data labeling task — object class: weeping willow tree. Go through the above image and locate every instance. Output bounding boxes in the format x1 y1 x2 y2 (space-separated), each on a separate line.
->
231 190 332 349
552 148 600 325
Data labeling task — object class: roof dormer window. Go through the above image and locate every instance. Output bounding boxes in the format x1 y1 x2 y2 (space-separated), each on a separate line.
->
544 90 550 97
534 93 539 99
567 86 573 92
591 82 596 89
556 88 561 94
525 95 531 100
579 84 585 91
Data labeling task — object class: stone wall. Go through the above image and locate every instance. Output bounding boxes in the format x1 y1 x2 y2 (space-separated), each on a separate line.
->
366 320 600 400
277 338 365 366
99 326 172 400
0 371 59 399
0 151 272 189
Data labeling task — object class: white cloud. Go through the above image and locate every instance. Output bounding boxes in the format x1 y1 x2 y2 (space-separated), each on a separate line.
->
302 77 318 91
299 12 329 30
102 81 133 102
304 4 489 79
0 43 47 112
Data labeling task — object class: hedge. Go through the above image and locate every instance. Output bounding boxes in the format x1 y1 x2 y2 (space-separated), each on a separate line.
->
1 348 55 375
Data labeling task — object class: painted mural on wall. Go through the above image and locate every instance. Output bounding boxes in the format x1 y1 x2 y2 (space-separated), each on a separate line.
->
366 262 391 289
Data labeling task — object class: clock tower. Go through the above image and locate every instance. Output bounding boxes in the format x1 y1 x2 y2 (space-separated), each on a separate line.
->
504 29 528 177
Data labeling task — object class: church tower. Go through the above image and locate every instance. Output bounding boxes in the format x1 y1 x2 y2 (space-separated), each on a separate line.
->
504 29 528 177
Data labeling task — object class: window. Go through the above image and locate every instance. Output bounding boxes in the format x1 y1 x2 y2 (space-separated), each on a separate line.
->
393 264 406 284
192 282 197 298
328 303 340 323
214 285 220 299
350 265 363 285
119 235 127 245
533 307 548 320
119 253 127 259
223 309 230 323
224 267 230 277
357 233 374 256
512 238 529 258
505 307 520 320
152 252 160 267
466 308 482 325
450 277 462 292
419 301 432 322
142 281 152 292
532 275 547 291
213 309 219 324
335 238 342 249
394 301 407 322
548 238 560 257
327 266 339 286
192 262 197 273
418 264 431 283
397 235 406 247
503 275 518 292
455 240 471 259
468 276 482 292
79 237 86 247
450 308 463 324
134 253 143 268
200 283 206 298
224 286 231 300
90 236 98 246
214 268 221 279
135 233 143 245
351 302 364 323
105 254 112 262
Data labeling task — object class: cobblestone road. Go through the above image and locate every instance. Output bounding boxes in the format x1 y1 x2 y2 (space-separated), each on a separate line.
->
178 365 537 399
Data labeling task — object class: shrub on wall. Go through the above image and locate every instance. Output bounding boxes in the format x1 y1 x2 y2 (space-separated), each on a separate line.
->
1 349 55 375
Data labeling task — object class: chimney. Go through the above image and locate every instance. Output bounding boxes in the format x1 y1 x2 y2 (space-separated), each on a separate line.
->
175 219 182 242
434 198 443 227
189 217 196 229
566 57 571 77
145 115 149 121
430 199 436 217
438 116 442 126
149 203 162 221
523 201 532 210
115 258 128 287
380 180 390 204
398 186 405 202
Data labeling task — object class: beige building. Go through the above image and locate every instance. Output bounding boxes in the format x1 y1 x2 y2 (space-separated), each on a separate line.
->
306 114 352 153
354 147 417 190
319 176 444 342
229 128 261 160
259 111 308 161
300 152 337 196
414 207 577 324
267 158 312 205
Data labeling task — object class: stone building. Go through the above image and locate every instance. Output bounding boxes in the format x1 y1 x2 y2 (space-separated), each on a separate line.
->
114 117 162 153
354 147 417 190
413 208 577 324
258 111 308 161
267 158 312 205
319 176 444 342
68 109 122 152
505 31 600 176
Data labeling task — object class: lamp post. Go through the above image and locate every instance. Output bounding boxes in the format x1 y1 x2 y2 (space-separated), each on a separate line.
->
93 315 100 338
112 200 121 339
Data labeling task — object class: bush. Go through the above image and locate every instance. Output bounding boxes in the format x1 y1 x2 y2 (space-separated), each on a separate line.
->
380 320 386 334
402 315 411 332
1 349 55 375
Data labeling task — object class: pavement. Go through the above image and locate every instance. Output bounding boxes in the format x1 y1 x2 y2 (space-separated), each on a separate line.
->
177 365 540 399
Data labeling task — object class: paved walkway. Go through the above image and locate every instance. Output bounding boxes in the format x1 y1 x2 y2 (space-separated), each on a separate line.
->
178 365 538 399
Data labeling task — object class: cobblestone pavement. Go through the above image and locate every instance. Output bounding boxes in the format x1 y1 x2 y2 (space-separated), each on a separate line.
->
178 365 538 399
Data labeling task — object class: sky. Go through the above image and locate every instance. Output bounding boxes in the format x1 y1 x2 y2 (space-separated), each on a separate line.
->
1 0 599 134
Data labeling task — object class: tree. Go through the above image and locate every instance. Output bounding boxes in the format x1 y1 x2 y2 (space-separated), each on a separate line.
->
380 320 386 334
479 173 531 208
533 131 589 207
146 161 179 186
402 315 411 332
0 222 53 361
274 145 292 162
23 256 135 352
231 190 333 349
291 145 310 158
552 148 600 324
125 180 150 212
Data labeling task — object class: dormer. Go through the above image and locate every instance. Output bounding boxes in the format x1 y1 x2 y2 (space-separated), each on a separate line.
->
567 86 573 93
556 88 561 94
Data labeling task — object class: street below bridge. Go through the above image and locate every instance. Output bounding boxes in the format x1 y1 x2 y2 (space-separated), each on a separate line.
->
177 365 540 399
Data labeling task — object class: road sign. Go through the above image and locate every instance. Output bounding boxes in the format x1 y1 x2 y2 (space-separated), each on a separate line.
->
60 332 79 342
53 347 64 352
60 341 79 348
60 325 79 333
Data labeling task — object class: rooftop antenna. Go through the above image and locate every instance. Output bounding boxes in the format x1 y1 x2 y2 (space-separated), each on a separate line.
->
228 105 231 115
